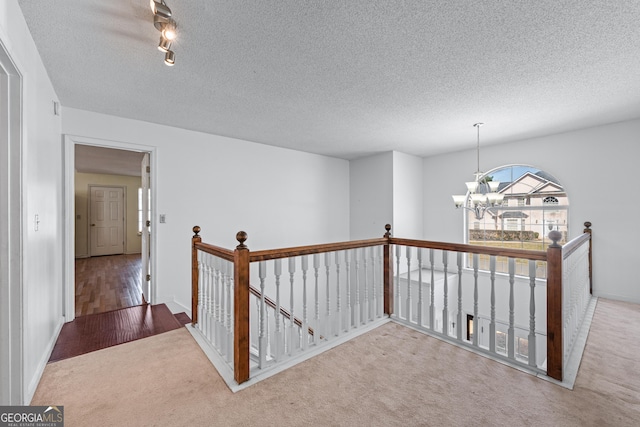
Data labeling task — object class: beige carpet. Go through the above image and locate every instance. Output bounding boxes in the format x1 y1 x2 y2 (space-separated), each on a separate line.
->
32 298 639 426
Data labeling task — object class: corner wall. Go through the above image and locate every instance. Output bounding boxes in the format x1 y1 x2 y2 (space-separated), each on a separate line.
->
423 119 640 303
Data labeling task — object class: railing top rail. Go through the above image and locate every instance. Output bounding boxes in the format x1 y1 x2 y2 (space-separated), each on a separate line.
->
389 237 548 261
194 241 235 261
248 238 388 262
562 232 591 259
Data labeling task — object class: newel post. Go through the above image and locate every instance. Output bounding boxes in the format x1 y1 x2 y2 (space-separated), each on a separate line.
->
234 231 250 384
191 226 202 326
383 224 394 316
546 230 563 381
584 221 593 294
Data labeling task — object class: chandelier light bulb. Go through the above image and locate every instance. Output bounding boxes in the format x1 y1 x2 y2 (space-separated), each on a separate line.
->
162 22 177 41
158 37 172 52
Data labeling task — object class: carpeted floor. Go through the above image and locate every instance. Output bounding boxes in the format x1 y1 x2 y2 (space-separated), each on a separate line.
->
32 298 639 426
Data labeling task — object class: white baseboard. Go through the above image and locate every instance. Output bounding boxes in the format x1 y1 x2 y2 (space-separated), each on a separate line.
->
25 316 64 404
163 298 191 319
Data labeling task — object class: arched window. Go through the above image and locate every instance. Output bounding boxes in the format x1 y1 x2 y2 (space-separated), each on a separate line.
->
466 165 569 275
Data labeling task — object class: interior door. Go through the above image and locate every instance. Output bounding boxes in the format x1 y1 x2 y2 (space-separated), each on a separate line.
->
90 186 125 256
141 153 151 303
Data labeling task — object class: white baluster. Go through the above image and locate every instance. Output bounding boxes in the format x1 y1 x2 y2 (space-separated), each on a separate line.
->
206 254 214 343
369 246 376 320
301 255 309 350
353 249 361 327
405 246 412 323
258 261 267 368
345 250 352 332
376 246 383 318
289 257 296 355
335 251 342 335
395 245 401 318
214 255 222 349
225 260 233 363
313 254 320 344
274 258 282 361
442 250 449 335
324 252 332 338
362 247 369 324
197 252 204 334
528 260 537 368
508 258 515 360
429 249 435 330
489 255 496 353
417 248 424 327
456 252 463 341
473 253 479 347
200 253 208 338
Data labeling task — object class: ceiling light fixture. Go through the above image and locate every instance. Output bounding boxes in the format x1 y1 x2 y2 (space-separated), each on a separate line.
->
150 0 172 18
158 37 172 52
164 50 175 66
452 123 504 220
151 0 177 66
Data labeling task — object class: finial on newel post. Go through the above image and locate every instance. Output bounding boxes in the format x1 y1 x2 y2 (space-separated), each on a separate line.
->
193 225 201 237
236 231 248 249
384 224 392 238
548 230 562 248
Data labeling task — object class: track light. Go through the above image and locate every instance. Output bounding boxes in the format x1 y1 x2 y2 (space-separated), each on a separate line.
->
164 50 175 66
150 0 171 18
151 0 178 65
162 21 177 41
158 37 171 53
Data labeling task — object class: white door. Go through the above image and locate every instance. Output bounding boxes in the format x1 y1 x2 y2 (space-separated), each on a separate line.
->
141 153 151 303
90 186 125 256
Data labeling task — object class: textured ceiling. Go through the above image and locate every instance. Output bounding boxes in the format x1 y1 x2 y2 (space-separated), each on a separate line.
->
17 0 640 160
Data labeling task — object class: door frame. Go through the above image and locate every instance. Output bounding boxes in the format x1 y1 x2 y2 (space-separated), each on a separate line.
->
0 36 24 405
63 135 157 322
88 185 126 257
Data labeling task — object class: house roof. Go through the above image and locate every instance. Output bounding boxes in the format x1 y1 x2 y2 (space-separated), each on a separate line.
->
16 1 640 160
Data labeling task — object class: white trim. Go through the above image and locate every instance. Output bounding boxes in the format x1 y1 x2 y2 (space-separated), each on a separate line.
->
25 318 63 404
63 135 158 322
0 38 24 405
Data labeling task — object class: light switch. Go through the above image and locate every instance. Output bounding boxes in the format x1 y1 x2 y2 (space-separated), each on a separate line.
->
34 214 40 231
159 214 166 223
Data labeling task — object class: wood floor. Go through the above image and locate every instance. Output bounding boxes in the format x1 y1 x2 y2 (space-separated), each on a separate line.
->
50 303 189 362
51 253 192 362
75 254 144 316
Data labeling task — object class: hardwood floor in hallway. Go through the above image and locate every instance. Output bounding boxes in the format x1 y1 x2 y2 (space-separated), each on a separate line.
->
75 254 143 317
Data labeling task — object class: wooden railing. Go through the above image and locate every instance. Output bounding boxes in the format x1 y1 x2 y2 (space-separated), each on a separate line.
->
191 223 593 385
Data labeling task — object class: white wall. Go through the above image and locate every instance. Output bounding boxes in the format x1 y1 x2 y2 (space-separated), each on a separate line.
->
349 152 393 239
392 151 423 239
0 0 65 404
349 151 423 240
423 119 640 303
62 108 351 314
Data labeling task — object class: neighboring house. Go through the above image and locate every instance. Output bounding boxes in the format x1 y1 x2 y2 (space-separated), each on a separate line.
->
471 171 569 244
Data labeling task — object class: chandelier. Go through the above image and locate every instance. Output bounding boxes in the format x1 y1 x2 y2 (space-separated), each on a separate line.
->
451 123 504 220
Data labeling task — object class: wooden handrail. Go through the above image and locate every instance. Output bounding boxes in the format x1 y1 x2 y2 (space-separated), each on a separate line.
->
249 285 315 336
389 237 548 261
194 241 235 261
561 232 591 259
249 238 388 262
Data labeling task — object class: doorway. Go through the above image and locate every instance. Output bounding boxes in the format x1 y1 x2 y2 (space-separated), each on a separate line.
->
64 136 156 322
